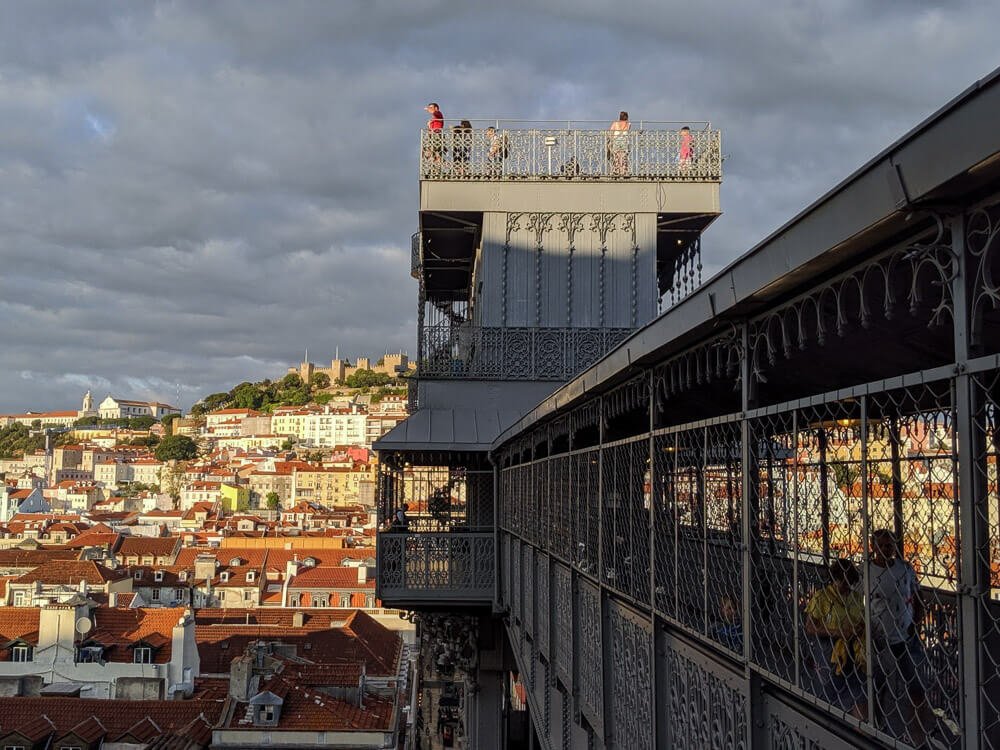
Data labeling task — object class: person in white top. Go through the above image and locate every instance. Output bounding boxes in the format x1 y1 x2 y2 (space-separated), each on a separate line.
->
868 528 934 745
608 111 631 177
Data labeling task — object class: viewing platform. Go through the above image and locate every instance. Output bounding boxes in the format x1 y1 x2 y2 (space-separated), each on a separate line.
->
419 120 722 182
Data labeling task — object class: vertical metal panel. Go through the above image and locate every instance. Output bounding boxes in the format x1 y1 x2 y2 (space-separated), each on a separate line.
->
607 599 653 749
577 579 604 735
524 543 535 638
660 629 748 749
553 562 573 686
537 552 551 660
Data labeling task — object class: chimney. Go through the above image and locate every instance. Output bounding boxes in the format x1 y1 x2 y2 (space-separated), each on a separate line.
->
292 611 304 628
357 566 366 585
109 591 117 608
78 579 88 595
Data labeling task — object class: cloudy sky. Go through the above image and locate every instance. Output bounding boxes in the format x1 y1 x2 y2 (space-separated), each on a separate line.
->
1 1 998 412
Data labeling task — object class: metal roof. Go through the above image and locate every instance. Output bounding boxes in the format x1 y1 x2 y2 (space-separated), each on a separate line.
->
493 64 1000 449
374 408 523 453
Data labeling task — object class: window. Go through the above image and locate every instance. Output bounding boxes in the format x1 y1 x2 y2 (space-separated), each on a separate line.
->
263 706 276 722
11 646 31 663
246 571 255 582
12 592 25 607
243 590 252 601
5 744 27 750
219 572 230 583
153 570 164 582
175 588 186 601
151 589 160 601
134 571 142 580
133 647 152 664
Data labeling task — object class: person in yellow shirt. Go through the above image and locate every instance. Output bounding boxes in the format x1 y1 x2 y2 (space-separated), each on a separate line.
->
805 559 867 719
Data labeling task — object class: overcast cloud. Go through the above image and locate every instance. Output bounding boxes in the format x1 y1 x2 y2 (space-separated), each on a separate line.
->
1 0 998 412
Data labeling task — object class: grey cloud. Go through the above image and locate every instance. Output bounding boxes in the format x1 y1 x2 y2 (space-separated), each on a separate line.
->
1 1 998 412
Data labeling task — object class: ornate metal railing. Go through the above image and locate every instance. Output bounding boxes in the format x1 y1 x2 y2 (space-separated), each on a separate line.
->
410 231 421 277
420 126 721 181
418 325 632 380
377 532 495 603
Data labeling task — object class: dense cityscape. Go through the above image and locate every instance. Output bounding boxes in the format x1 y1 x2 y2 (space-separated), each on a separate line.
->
0 353 416 747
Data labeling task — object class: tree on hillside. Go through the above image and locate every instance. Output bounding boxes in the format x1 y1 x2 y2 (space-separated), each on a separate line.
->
310 372 330 389
232 382 263 410
345 369 391 388
161 413 181 436
155 434 199 462
128 416 156 430
281 373 303 389
191 392 230 416
266 491 281 511
0 424 44 459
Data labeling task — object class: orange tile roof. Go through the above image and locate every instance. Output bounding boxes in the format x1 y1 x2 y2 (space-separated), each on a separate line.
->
89 607 187 663
288 566 363 589
0 697 224 741
119 537 178 558
12 560 127 585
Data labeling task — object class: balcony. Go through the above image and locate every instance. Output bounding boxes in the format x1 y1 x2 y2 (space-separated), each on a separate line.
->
376 464 496 607
420 122 721 182
377 531 494 606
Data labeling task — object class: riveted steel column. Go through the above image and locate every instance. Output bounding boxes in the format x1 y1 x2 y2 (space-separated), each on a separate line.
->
951 211 983 748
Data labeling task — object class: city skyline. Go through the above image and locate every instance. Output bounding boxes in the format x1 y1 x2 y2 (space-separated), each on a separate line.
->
2 1 999 411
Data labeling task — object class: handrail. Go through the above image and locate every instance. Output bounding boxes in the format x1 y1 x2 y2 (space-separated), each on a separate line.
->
420 127 722 182
429 118 712 130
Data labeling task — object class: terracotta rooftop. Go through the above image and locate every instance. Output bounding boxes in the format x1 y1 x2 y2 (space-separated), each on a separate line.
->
12 560 127 585
88 607 188 664
119 536 179 558
0 696 224 742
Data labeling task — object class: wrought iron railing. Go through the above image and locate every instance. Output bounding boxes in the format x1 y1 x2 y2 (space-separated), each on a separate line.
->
420 124 721 181
410 232 421 278
377 532 495 602
418 325 632 380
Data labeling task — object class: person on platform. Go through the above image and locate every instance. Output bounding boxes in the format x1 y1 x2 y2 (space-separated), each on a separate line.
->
804 558 867 719
868 529 935 745
608 111 631 176
424 103 445 173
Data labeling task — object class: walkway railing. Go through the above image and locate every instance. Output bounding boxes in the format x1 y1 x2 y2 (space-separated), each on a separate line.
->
420 125 722 181
377 531 495 603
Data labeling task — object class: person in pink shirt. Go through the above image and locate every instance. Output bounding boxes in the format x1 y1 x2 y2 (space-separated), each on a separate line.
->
678 126 694 170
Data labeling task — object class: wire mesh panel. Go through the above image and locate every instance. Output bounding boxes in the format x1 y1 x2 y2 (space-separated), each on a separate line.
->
511 536 522 626
577 579 604 736
537 552 551 660
572 449 601 576
549 453 573 562
866 381 960 742
749 411 797 682
704 421 743 654
974 366 1000 749
553 561 574 686
501 532 511 608
652 432 677 620
524 543 535 639
671 426 708 634
600 438 651 605
608 599 653 749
